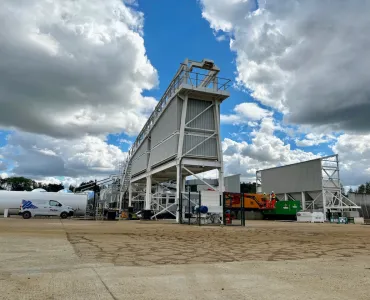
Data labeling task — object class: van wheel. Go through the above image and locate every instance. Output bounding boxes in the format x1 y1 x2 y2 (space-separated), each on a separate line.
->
60 212 68 219
22 211 31 219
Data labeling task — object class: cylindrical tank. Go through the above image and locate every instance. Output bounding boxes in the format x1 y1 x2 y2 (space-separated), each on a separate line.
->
31 188 47 192
0 191 88 216
58 189 73 193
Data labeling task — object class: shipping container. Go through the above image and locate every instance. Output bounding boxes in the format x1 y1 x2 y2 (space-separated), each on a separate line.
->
262 200 301 220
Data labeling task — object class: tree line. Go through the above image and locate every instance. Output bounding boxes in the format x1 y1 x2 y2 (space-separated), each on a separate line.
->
349 182 370 194
0 177 64 192
240 182 257 193
0 177 99 192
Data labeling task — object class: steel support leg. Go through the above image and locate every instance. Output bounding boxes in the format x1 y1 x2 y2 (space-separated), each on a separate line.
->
128 184 133 207
301 191 306 210
182 176 186 192
218 167 224 193
145 176 152 210
176 164 181 223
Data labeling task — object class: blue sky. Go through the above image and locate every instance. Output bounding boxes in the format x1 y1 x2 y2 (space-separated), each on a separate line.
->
108 0 330 155
0 0 369 187
108 0 241 151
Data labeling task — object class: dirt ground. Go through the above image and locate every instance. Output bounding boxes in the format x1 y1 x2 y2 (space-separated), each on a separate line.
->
1 218 370 299
2 218 370 266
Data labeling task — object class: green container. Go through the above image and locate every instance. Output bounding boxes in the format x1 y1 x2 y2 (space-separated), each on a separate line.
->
274 201 301 215
262 200 302 217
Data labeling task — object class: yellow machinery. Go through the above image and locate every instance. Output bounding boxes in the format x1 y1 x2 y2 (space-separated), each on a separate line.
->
224 193 269 210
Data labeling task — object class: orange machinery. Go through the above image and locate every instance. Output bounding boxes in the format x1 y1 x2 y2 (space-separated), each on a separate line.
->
224 193 276 210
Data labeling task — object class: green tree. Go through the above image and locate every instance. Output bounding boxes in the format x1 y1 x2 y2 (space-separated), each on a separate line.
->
75 180 100 193
0 178 6 190
357 184 366 193
3 177 33 191
366 182 370 194
240 182 257 193
45 183 64 192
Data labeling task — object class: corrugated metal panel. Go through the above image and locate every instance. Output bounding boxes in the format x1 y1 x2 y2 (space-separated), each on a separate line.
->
131 156 147 176
177 97 183 129
275 192 303 201
201 191 222 212
349 193 370 219
131 139 147 161
151 98 180 147
148 97 179 168
150 135 178 167
261 159 322 194
183 134 217 157
186 179 218 186
186 98 215 130
131 139 148 175
224 174 240 193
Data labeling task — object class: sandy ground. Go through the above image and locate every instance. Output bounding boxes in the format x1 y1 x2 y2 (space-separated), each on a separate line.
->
1 218 370 299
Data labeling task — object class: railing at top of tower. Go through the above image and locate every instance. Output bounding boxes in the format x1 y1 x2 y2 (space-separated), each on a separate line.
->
123 66 231 168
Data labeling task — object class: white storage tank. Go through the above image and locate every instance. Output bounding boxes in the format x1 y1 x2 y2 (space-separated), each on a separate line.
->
31 188 47 192
296 212 312 222
297 212 324 223
311 212 325 223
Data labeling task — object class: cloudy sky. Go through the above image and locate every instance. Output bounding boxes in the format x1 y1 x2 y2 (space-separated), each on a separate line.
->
0 0 369 188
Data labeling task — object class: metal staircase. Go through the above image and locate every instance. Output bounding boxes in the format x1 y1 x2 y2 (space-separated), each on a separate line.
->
84 204 93 219
119 160 132 200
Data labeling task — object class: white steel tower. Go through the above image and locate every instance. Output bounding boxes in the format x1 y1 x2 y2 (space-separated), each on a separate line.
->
119 59 231 222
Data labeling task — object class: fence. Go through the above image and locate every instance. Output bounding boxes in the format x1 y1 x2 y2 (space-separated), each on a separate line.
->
179 191 224 226
223 192 246 226
348 193 370 220
178 191 246 226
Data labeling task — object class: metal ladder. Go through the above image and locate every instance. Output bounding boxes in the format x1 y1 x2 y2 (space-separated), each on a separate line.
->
83 203 93 219
95 206 104 221
120 161 132 195
84 209 91 220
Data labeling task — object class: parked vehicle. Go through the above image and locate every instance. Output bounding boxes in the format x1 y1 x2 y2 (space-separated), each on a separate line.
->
19 199 74 219
0 191 88 216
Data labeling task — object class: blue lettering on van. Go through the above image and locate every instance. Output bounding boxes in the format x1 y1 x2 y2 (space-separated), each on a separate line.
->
22 200 38 209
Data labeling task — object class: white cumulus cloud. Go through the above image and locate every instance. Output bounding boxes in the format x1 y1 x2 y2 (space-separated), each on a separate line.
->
0 132 126 178
200 0 370 131
331 134 370 185
0 0 158 138
221 102 273 125
222 117 319 181
295 133 335 147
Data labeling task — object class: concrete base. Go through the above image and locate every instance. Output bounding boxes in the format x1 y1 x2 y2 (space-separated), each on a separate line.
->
1 219 370 299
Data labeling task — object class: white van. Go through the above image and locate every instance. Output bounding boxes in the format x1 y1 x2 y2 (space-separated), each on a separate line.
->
19 199 74 219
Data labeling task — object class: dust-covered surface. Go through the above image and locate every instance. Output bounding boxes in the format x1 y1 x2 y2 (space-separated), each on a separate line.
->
63 219 370 266
1 218 370 299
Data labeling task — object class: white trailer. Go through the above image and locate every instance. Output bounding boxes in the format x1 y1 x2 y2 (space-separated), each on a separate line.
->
0 191 89 216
